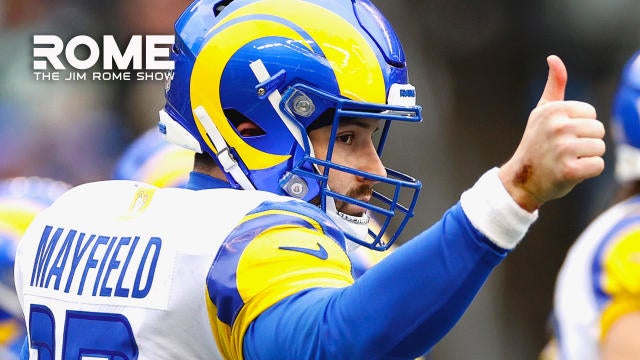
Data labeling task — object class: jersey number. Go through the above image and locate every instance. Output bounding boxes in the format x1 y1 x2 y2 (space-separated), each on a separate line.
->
28 304 138 360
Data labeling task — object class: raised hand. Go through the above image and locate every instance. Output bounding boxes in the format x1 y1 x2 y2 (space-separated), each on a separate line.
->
498 55 606 212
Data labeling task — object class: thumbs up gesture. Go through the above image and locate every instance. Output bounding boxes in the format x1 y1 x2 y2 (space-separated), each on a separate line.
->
498 55 606 212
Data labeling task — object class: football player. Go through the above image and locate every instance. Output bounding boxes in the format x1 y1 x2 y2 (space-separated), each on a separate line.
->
0 177 69 359
15 1 604 359
114 126 394 278
548 50 640 360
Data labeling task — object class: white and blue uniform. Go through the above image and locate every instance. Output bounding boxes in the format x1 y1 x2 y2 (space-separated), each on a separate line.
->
553 196 640 360
15 169 535 359
0 177 69 360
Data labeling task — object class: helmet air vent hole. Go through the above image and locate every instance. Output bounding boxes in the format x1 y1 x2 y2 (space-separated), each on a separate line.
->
223 109 265 137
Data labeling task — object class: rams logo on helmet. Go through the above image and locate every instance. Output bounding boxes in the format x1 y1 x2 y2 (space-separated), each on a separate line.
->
159 0 423 250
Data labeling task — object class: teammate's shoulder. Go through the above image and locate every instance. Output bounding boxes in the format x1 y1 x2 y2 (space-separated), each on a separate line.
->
588 198 640 275
570 197 640 251
600 197 640 244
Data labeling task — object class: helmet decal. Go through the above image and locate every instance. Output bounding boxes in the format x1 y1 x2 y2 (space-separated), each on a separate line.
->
191 0 387 170
163 0 423 249
211 0 386 102
191 19 304 169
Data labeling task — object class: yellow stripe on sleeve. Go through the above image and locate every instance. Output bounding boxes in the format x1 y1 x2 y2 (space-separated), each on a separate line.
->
221 225 353 359
599 228 640 340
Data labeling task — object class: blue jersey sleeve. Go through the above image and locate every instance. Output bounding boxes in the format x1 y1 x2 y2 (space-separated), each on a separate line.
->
243 202 508 359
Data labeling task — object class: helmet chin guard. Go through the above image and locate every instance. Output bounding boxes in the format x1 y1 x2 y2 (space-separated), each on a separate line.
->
325 195 370 252
278 83 422 250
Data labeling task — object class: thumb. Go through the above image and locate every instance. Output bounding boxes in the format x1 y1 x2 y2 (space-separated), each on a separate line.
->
537 55 567 106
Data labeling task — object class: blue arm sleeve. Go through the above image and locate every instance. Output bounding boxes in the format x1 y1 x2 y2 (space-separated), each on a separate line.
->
243 203 508 360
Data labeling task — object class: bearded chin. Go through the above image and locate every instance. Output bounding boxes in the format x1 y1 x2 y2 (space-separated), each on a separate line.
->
336 185 373 216
336 202 364 217
312 184 373 245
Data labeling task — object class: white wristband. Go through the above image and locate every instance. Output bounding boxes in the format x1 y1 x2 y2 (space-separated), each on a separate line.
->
460 167 538 249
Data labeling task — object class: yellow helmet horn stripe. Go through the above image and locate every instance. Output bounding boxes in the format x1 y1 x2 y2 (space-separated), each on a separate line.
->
191 0 386 170
191 20 301 170
216 0 386 102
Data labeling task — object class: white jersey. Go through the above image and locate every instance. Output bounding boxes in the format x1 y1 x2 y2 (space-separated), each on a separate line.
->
553 196 640 360
14 180 289 360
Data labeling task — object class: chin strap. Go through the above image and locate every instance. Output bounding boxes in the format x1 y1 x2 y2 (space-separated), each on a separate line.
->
193 106 256 190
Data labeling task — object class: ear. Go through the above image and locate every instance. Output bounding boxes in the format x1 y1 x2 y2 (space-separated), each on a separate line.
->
236 121 264 137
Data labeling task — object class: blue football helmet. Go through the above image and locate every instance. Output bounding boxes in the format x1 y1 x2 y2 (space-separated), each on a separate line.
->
612 50 640 182
159 0 422 250
0 177 69 357
113 128 194 188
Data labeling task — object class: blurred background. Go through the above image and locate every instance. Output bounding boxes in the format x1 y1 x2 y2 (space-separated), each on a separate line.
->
1 0 639 358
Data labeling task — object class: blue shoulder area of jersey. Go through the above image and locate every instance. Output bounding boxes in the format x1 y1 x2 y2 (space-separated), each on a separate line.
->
243 202 507 359
206 199 347 327
245 200 346 248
